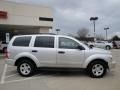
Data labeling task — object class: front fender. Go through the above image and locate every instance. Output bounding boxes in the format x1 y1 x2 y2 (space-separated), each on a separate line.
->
14 52 40 67
82 54 109 68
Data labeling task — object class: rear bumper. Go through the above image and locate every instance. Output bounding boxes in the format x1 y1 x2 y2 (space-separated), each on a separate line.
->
6 59 15 66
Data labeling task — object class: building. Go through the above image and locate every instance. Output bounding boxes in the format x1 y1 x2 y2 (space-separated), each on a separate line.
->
0 1 53 42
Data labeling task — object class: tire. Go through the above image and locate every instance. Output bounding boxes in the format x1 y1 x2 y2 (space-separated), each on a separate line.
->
17 60 36 77
90 45 94 48
87 61 107 78
106 46 111 50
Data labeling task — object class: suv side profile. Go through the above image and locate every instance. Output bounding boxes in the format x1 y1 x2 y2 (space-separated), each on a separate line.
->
6 34 116 78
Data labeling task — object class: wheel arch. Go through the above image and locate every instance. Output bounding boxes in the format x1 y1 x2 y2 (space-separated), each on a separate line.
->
82 55 109 69
86 59 108 69
15 57 38 68
14 52 40 67
15 57 37 66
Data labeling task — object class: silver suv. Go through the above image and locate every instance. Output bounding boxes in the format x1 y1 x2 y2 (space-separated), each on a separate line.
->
6 34 116 78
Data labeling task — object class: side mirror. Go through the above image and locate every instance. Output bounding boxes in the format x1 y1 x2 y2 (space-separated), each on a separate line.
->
77 46 85 50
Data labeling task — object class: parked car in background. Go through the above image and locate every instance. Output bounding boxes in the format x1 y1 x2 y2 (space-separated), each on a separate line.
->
0 41 8 53
6 34 115 78
112 41 120 49
88 41 113 50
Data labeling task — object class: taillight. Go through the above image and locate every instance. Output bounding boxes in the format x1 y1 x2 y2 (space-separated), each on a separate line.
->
5 48 8 59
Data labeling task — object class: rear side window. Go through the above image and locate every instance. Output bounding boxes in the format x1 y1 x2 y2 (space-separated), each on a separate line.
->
13 36 31 47
34 36 54 48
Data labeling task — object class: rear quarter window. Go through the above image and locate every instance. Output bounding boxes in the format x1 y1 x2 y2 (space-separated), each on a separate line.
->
12 36 31 47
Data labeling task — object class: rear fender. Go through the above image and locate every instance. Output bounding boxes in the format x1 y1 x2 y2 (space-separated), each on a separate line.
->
14 52 40 67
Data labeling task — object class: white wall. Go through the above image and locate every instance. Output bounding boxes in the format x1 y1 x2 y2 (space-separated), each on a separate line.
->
0 1 53 27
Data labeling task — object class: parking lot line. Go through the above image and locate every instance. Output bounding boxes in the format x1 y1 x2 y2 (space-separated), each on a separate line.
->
0 64 7 84
4 74 41 84
5 73 18 78
7 65 14 68
1 71 45 84
0 63 48 85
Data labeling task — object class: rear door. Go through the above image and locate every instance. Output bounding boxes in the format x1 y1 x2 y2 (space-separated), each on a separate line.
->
31 36 56 65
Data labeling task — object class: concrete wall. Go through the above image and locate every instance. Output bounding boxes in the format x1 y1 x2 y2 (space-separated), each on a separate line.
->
0 1 53 27
40 27 50 33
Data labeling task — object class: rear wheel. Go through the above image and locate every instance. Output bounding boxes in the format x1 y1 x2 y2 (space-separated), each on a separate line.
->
17 60 36 77
87 61 107 78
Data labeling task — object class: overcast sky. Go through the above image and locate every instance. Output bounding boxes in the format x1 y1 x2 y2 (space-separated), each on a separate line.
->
6 0 120 38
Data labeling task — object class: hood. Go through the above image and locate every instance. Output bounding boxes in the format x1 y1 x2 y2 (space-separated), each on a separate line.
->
90 47 111 55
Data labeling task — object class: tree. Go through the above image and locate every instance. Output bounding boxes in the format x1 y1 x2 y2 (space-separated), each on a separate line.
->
77 28 89 38
111 35 120 41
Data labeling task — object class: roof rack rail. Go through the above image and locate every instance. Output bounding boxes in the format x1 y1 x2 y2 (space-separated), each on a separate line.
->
39 33 56 35
16 33 56 35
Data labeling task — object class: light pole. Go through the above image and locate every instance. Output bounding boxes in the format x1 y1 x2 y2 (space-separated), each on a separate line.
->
90 17 98 41
104 27 109 40
56 29 60 35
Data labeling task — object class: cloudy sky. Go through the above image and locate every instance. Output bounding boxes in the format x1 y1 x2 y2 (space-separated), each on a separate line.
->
6 0 120 37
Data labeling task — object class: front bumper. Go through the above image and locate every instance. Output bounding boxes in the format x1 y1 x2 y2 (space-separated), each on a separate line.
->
108 61 116 70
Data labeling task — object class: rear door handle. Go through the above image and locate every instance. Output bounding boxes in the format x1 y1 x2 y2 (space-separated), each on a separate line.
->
58 51 65 54
32 50 38 53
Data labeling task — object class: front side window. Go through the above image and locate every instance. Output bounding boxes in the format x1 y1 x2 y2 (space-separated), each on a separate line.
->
59 37 80 49
34 36 54 48
13 36 31 47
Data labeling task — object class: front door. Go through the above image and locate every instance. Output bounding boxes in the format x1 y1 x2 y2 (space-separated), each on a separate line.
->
57 37 85 67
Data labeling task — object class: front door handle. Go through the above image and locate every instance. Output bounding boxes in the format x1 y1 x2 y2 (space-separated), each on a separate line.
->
32 50 38 53
58 51 65 54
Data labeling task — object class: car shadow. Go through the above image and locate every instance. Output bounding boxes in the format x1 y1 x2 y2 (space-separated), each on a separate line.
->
34 69 88 77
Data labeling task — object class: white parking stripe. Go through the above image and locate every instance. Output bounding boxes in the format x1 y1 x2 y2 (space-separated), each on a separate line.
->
5 73 18 78
7 65 14 67
0 64 7 84
4 76 41 84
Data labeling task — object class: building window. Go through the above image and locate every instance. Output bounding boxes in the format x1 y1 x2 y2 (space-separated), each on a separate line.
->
39 17 53 22
34 36 54 48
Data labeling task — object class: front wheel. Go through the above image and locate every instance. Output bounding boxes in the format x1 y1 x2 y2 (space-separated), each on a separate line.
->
17 60 35 77
87 61 107 78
